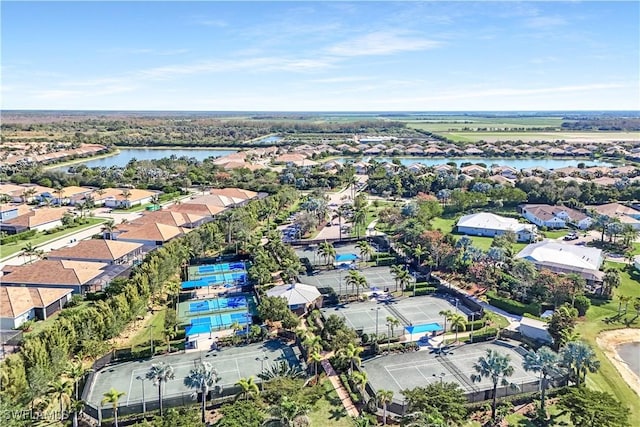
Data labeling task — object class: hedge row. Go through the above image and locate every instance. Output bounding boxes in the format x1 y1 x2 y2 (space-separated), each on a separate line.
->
466 327 498 343
486 291 540 316
375 256 396 266
414 287 438 296
0 229 37 245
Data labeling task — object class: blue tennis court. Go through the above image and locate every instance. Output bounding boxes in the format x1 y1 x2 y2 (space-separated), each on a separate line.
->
405 323 442 334
335 253 358 262
188 296 248 314
185 312 252 336
181 272 248 290
196 262 246 273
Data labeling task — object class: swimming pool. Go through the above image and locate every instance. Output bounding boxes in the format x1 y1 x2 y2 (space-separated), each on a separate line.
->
405 323 443 334
335 253 359 262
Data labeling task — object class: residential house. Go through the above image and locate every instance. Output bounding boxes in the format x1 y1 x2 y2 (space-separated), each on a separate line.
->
0 207 71 235
114 222 184 246
167 202 226 218
515 241 604 284
93 188 159 209
491 166 519 180
0 204 31 223
133 210 209 229
520 204 593 230
588 202 640 230
0 286 74 329
46 239 143 265
38 186 93 206
353 162 368 175
456 212 537 242
1 260 108 294
460 164 487 177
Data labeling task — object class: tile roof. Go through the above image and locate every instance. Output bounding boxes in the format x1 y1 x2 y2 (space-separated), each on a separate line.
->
1 260 107 286
0 286 74 318
116 222 183 242
94 188 158 202
132 211 205 227
166 203 226 217
46 239 142 261
3 207 71 228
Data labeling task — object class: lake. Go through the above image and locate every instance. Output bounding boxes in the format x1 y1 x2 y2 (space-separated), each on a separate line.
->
64 147 238 169
618 342 640 377
335 156 615 169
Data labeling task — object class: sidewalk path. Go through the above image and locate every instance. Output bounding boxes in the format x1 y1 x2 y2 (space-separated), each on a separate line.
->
321 358 359 417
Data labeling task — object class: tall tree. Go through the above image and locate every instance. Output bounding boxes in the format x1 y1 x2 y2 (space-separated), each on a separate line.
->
449 313 467 343
101 388 125 427
146 362 175 417
470 349 517 421
48 379 73 422
523 346 564 417
561 341 600 387
558 388 630 427
235 376 259 401
377 389 394 426
184 362 220 423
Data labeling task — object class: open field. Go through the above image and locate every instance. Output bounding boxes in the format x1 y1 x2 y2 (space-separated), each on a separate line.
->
433 130 639 144
403 116 565 131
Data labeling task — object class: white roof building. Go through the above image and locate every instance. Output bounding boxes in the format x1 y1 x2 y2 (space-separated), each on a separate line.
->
266 283 321 312
456 212 537 242
515 241 604 283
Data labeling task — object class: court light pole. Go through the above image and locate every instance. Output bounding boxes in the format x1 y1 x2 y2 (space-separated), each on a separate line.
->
372 307 381 339
136 376 146 417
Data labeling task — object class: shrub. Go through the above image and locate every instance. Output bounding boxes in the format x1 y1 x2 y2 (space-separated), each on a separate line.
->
414 287 438 296
573 295 591 316
463 319 487 332
467 327 498 343
486 291 540 316
375 256 396 266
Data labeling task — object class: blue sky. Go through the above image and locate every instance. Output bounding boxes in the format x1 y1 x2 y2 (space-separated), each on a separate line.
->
2 1 639 111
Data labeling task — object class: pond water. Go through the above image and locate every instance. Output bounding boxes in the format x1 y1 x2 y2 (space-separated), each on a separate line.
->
617 342 640 377
63 147 238 169
335 157 615 169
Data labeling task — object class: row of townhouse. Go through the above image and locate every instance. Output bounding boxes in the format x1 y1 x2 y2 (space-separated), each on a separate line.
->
0 188 261 330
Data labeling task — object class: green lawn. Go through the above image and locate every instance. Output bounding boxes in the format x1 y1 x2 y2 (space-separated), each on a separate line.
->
307 379 353 427
128 308 168 349
541 229 569 240
0 217 106 259
576 262 640 425
430 217 527 253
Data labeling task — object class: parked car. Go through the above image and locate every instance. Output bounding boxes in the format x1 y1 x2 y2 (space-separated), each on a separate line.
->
564 232 579 241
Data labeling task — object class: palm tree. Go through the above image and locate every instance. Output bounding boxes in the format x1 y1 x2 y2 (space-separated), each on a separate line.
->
303 333 323 355
338 342 363 374
235 376 259 401
602 268 621 297
309 351 323 380
353 208 367 238
66 361 87 400
397 268 413 294
22 187 37 203
351 371 368 402
146 362 175 417
413 244 425 268
390 264 404 292
385 316 400 347
377 389 394 425
449 313 467 343
21 242 37 264
48 379 73 422
439 310 452 336
356 240 374 264
346 270 368 299
270 396 311 427
101 388 125 427
69 398 84 427
184 362 220 423
120 189 132 208
561 341 600 387
470 349 517 421
101 220 118 240
318 241 336 265
523 346 564 417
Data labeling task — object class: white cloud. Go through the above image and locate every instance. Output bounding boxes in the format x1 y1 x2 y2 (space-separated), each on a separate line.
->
326 31 442 57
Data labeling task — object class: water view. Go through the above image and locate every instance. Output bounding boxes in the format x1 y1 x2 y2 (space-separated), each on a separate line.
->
336 156 616 169
63 147 238 169
618 342 640 377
